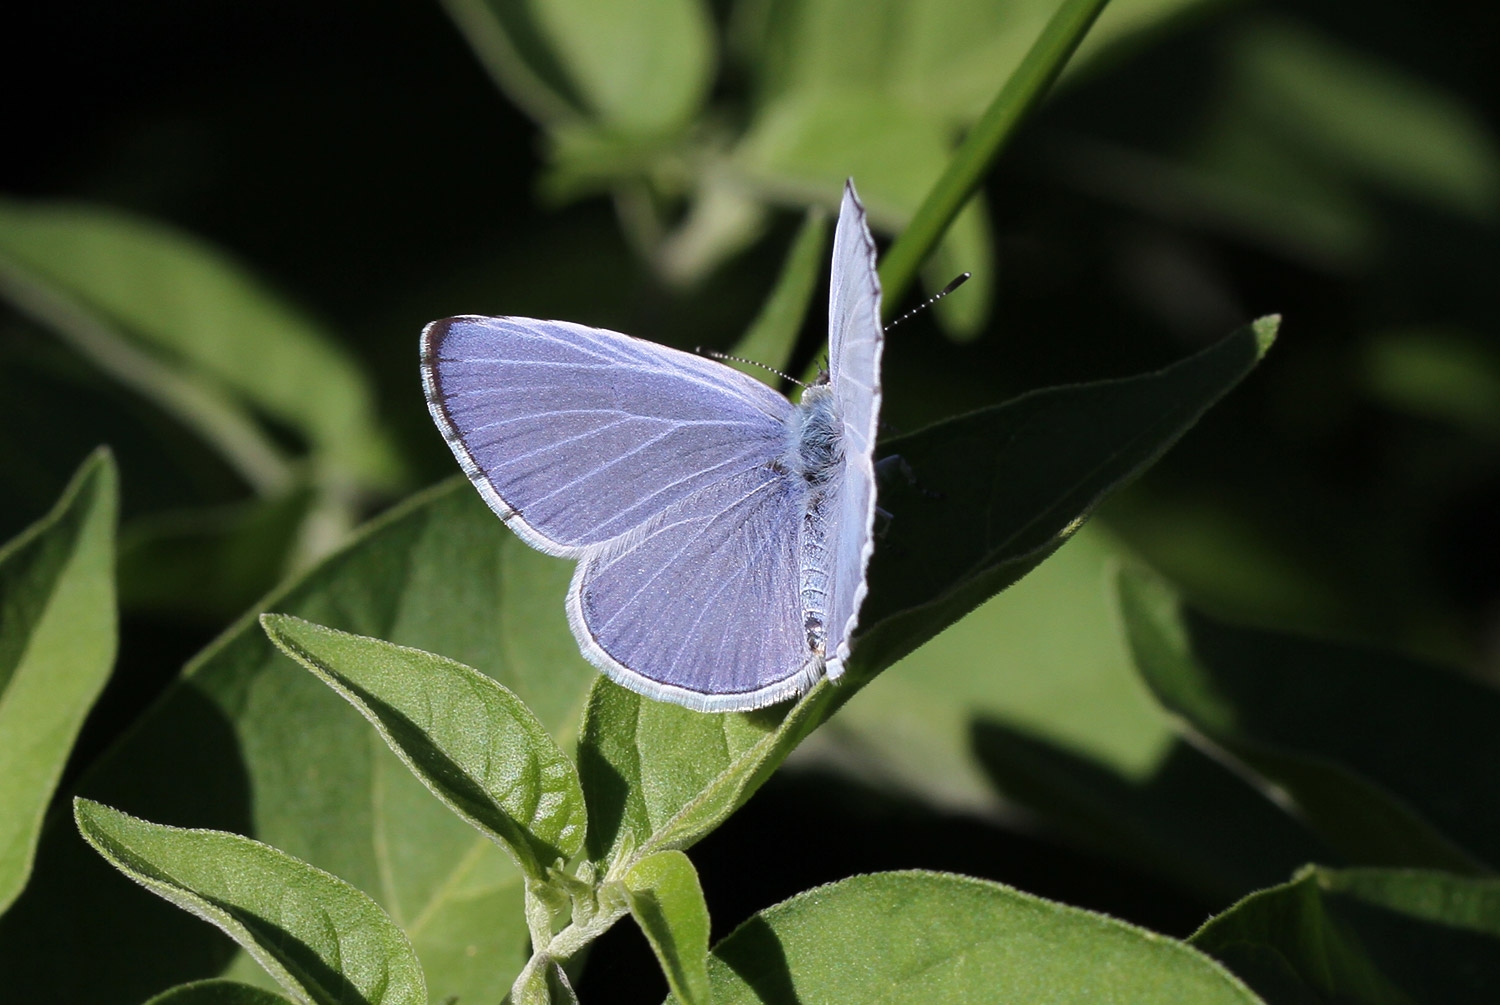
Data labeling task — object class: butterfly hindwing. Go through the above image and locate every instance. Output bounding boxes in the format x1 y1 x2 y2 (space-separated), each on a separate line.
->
568 465 819 711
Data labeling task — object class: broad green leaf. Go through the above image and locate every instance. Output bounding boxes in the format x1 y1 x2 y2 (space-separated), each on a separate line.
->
0 198 397 492
724 208 829 384
810 522 1331 901
623 851 711 1005
1118 566 1500 872
0 448 117 915
119 489 314 621
144 980 298 1005
580 318 1277 869
673 871 1262 1003
261 615 587 879
577 678 798 867
439 0 590 125
534 0 714 135
734 0 1205 123
75 799 426 1005
0 480 594 1004
1192 866 1500 1004
853 315 1278 675
444 0 713 136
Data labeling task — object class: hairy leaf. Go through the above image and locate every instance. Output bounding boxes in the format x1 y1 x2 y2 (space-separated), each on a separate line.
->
76 800 426 1005
262 616 587 879
623 851 711 1004
675 871 1261 1003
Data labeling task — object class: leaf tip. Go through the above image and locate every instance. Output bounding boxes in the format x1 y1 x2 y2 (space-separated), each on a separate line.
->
258 612 310 650
1251 314 1282 357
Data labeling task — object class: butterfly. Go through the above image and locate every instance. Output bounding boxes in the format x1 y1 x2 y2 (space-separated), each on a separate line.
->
420 179 883 712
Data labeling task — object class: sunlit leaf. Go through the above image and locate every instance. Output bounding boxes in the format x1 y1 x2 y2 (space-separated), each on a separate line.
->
0 481 594 1003
76 800 426 1005
262 616 587 879
674 871 1262 1003
623 851 711 1005
0 449 116 915
443 0 714 136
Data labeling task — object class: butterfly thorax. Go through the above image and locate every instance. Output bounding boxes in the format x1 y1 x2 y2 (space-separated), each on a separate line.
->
783 384 844 660
786 384 843 486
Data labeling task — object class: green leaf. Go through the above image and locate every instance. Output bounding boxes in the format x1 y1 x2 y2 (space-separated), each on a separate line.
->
577 678 797 867
1 480 595 1004
813 522 1331 902
1361 327 1500 440
580 318 1277 871
443 0 714 136
119 488 315 621
438 0 590 125
623 851 711 1005
261 615 587 880
733 0 1201 124
674 871 1261 1003
0 448 117 916
75 799 426 1005
144 980 299 1005
0 198 398 492
853 315 1279 677
1117 565 1500 872
1192 866 1500 1004
536 0 714 135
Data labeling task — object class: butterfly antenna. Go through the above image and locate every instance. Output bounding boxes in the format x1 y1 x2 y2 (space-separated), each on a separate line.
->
695 347 810 388
884 272 971 332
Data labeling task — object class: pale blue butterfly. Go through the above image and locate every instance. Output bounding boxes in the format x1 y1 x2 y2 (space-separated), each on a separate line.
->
420 179 882 711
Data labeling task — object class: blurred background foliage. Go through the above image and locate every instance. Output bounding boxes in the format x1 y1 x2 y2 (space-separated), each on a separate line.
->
4 0 1498 997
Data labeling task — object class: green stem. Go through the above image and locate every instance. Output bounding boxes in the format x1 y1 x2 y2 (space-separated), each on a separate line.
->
877 0 1113 314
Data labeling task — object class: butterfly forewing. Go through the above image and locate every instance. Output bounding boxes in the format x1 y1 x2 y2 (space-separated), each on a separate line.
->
823 181 885 668
422 316 793 555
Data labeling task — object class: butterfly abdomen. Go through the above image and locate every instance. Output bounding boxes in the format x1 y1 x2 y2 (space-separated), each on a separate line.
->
786 385 845 661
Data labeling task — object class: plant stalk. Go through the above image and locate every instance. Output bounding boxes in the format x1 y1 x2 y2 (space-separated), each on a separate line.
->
877 0 1113 314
